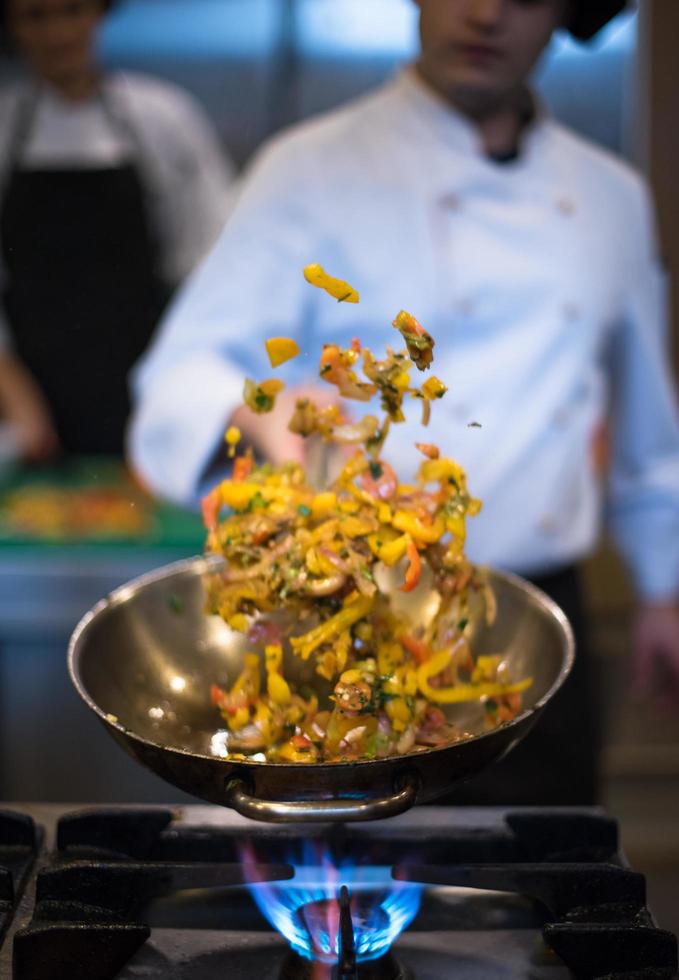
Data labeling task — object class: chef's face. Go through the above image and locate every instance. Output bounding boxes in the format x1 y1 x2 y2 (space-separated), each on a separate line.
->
8 0 104 87
415 0 567 110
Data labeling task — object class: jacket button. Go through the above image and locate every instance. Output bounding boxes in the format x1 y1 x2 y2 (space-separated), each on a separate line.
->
556 197 576 216
440 192 462 211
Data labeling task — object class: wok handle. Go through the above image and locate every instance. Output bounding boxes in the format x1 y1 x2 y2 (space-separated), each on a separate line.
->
224 774 419 823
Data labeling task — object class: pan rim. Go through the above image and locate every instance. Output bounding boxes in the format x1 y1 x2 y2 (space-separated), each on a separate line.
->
68 555 576 770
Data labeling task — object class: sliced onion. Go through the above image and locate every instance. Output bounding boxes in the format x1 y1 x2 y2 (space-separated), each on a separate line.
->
303 572 347 596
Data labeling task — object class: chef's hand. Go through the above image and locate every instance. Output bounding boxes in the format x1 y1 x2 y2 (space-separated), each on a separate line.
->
229 384 340 467
0 352 60 463
14 407 61 463
631 601 679 711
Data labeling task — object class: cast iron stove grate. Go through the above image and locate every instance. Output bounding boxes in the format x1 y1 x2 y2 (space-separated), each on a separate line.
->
8 807 679 980
0 811 40 952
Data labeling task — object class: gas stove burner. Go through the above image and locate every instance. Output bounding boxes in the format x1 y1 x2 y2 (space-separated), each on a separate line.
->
279 950 412 980
280 885 413 979
244 845 422 965
293 893 390 962
282 886 412 980
9 807 679 980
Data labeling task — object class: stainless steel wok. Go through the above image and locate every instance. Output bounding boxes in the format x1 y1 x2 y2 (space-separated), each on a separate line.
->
68 555 574 823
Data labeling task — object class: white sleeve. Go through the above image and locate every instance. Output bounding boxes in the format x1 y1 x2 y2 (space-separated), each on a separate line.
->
156 90 237 284
607 182 679 601
128 135 318 505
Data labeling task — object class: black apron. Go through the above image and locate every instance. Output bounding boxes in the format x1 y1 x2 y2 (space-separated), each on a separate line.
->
0 86 170 455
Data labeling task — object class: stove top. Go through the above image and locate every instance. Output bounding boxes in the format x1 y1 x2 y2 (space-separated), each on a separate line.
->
0 805 676 980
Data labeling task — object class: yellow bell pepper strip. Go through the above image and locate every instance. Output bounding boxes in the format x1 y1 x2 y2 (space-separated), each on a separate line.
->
385 697 412 726
290 595 373 660
420 376 448 425
400 537 422 593
243 378 285 414
367 530 408 566
216 480 305 512
392 310 435 371
311 491 337 519
417 649 532 703
230 706 250 730
264 643 283 672
228 613 249 633
472 654 502 684
276 734 319 763
232 653 261 700
421 376 448 401
303 263 359 303
392 510 446 544
264 643 292 705
419 456 466 487
265 336 300 368
225 426 241 459
339 515 376 538
268 671 292 706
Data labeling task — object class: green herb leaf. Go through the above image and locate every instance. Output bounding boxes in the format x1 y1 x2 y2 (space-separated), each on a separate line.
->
167 594 184 615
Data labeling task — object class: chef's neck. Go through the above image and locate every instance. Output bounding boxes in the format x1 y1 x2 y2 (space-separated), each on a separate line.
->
415 62 532 159
41 65 101 104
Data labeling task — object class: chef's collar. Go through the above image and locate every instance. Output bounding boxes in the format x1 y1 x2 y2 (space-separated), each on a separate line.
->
394 65 548 166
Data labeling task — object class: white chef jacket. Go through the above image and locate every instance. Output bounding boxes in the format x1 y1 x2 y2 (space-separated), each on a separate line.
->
0 71 235 347
130 68 679 601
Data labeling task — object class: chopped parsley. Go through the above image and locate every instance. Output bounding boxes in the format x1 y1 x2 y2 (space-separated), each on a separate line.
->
167 594 184 615
246 491 266 512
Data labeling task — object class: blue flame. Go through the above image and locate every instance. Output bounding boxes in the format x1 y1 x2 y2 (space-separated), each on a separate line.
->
243 843 422 964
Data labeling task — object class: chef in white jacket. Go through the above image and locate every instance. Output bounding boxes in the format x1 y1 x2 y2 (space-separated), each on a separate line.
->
130 0 679 803
0 0 234 458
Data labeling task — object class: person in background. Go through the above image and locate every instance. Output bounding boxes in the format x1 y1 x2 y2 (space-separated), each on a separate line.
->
129 0 679 804
0 0 234 459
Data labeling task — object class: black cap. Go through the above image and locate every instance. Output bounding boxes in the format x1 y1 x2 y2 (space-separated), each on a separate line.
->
567 0 629 41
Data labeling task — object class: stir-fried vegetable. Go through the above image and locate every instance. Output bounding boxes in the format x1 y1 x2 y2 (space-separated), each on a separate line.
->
393 310 435 371
243 378 285 414
303 263 359 303
204 269 531 763
265 336 300 368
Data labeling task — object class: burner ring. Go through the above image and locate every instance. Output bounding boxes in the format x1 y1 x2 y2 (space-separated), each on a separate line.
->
293 895 391 963
279 950 413 980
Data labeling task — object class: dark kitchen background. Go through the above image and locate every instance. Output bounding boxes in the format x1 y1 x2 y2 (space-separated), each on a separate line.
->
0 0 677 939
